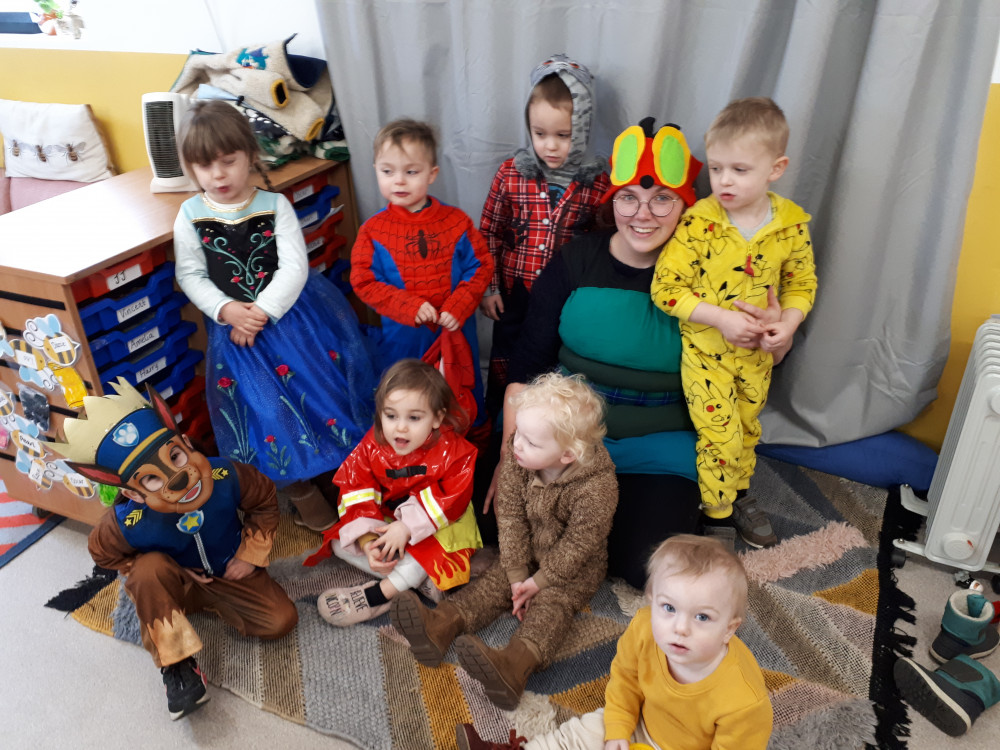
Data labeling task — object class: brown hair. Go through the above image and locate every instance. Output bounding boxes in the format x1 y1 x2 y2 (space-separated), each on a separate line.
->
176 99 273 190
509 372 606 466
645 534 749 619
528 73 573 114
372 359 468 443
373 118 438 167
705 96 789 158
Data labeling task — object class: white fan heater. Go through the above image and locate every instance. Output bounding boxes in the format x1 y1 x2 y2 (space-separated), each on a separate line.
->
895 315 1000 574
141 92 197 193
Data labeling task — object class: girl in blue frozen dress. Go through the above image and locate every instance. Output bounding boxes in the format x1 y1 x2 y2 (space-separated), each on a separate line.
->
173 100 376 531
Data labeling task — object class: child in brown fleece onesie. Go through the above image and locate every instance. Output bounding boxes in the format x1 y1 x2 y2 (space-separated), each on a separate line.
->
390 371 618 709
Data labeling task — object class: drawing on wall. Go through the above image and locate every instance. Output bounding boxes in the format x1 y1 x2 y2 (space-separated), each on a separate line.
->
33 0 85 38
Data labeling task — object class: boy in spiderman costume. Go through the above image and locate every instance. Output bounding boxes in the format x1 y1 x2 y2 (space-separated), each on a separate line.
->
350 118 494 428
49 378 296 720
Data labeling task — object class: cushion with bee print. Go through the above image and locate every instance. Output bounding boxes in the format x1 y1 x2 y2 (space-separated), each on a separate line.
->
0 99 115 182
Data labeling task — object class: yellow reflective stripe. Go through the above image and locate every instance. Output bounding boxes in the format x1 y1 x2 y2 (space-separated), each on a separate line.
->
338 488 380 517
419 487 448 530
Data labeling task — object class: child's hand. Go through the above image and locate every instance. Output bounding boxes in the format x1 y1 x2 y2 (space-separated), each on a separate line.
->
438 310 460 332
372 521 411 563
220 301 268 338
479 293 504 321
363 538 397 575
604 740 630 750
184 568 213 584
717 308 766 349
762 319 796 355
223 557 256 581
510 577 539 621
414 301 438 327
229 328 256 347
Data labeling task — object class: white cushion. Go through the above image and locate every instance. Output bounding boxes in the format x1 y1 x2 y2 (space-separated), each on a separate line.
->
0 99 114 182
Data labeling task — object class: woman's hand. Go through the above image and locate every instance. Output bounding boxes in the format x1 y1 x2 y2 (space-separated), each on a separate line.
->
482 459 502 514
479 294 504 321
372 521 411 563
438 310 461 331
415 301 438 327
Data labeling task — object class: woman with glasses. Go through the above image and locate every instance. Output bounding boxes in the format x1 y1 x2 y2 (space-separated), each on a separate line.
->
484 119 705 589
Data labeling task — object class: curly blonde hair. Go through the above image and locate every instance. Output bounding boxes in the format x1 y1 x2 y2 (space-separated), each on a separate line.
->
510 372 606 466
645 534 748 619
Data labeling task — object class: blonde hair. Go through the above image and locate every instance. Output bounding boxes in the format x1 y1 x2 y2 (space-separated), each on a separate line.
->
176 100 273 189
510 372 606 465
705 97 789 158
372 359 468 444
645 534 748 619
373 118 438 167
528 73 573 114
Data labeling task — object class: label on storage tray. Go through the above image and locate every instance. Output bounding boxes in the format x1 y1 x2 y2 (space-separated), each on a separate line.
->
298 210 319 227
293 184 317 203
136 356 167 383
127 326 160 354
107 262 143 292
116 296 151 324
307 236 326 253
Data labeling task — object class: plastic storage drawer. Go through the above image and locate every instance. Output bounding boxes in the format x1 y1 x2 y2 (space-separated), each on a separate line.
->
100 320 197 388
144 347 204 401
79 262 178 337
88 292 188 370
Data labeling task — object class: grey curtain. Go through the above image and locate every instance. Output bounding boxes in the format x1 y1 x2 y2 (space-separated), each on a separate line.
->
316 0 1000 446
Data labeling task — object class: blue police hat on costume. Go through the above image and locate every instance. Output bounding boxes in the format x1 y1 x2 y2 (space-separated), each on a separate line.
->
95 407 175 478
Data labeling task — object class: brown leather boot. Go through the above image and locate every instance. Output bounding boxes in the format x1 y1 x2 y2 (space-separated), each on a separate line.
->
454 635 542 710
390 590 465 667
286 481 337 532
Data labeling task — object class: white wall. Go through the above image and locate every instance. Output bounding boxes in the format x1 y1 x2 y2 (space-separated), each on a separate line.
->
0 0 325 57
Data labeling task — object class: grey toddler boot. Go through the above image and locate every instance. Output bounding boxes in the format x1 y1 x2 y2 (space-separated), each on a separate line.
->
894 654 1000 736
929 589 999 663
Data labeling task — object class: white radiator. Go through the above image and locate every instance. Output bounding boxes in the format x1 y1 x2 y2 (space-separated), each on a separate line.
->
896 315 1000 573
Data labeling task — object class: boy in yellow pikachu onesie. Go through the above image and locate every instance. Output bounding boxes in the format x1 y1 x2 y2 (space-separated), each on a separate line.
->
652 97 817 549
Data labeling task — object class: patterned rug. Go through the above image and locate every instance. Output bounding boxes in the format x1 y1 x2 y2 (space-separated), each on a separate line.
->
46 456 916 750
1 489 64 570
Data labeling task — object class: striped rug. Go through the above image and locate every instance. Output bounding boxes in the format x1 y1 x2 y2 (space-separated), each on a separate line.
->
0 486 64 570
47 457 914 749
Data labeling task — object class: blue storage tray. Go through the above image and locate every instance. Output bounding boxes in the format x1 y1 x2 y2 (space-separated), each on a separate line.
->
79 262 178 337
325 257 353 296
88 292 188 370
145 348 204 401
295 184 341 229
100 320 197 388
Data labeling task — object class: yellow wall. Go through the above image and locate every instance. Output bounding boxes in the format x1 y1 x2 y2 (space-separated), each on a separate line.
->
900 84 1000 450
0 49 188 173
2 48 996 451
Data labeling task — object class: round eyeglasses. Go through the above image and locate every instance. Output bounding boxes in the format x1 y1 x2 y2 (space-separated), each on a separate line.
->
613 193 681 218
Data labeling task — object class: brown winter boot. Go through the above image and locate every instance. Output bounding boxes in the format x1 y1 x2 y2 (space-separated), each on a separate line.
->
390 590 465 667
454 635 542 710
456 724 527 750
286 481 337 532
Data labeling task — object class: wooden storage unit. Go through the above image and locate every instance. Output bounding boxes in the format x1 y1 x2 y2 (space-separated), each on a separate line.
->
0 157 359 525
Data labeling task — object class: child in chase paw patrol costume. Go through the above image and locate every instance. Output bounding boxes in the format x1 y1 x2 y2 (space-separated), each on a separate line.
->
49 378 297 720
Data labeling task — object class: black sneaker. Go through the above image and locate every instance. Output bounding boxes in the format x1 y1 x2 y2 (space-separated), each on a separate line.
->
161 656 210 720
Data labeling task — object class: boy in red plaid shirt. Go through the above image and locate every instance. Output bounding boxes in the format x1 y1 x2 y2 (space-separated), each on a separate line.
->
479 54 609 421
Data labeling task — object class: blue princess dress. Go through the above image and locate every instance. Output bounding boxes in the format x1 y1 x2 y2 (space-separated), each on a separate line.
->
174 189 377 485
